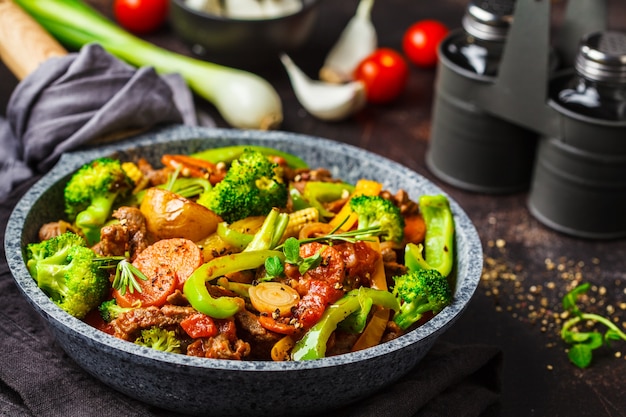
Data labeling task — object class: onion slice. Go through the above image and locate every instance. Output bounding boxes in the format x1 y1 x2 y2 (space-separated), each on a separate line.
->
249 282 300 317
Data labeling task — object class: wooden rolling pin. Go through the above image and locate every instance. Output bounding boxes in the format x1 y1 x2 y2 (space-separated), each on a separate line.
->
0 0 67 80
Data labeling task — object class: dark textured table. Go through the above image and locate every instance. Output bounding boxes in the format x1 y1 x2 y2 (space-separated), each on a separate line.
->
2 1 626 416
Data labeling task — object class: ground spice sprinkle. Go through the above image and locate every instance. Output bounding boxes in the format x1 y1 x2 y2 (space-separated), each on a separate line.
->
480 238 626 362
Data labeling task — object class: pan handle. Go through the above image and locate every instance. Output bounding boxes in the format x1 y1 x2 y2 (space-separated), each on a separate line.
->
0 0 67 80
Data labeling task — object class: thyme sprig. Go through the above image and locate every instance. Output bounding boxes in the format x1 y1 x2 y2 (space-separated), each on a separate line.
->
95 256 148 295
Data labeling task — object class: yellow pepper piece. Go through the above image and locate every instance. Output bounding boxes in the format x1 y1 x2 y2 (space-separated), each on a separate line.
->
329 179 383 230
351 238 390 352
351 308 390 352
271 335 295 361
365 238 388 291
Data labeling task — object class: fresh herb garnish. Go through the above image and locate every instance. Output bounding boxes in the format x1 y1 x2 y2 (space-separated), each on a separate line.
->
561 282 626 368
263 256 285 280
283 237 323 275
96 256 148 295
263 225 382 279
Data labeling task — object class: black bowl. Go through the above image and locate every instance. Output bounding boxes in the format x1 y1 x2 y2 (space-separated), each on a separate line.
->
169 0 321 70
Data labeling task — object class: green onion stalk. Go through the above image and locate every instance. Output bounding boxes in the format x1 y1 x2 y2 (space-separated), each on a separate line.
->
14 0 283 130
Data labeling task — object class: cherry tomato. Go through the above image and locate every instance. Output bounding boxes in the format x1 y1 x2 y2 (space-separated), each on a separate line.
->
113 0 169 35
402 20 449 68
353 48 409 104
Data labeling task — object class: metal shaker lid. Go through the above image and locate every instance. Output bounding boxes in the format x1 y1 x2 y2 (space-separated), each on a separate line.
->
462 0 516 42
575 31 626 84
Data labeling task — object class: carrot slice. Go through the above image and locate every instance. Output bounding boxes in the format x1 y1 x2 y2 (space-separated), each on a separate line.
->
258 315 299 335
403 213 426 244
114 238 203 308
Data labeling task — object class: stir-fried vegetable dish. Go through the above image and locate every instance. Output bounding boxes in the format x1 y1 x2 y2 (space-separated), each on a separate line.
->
25 145 456 361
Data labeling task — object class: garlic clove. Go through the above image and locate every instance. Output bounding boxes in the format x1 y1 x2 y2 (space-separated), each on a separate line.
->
280 54 367 122
319 0 377 83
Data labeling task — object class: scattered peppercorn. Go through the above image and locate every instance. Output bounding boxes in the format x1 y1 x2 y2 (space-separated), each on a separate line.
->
479 237 626 364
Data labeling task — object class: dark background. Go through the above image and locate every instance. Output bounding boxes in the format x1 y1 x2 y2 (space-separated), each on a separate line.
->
2 1 626 416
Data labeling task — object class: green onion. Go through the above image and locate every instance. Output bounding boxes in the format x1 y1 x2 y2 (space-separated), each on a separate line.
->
14 0 283 130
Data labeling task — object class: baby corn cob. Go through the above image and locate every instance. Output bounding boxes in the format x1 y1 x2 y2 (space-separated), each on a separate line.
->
284 207 319 238
122 161 149 193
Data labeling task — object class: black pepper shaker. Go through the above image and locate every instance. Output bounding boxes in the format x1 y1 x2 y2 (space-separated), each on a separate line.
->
528 31 626 239
444 0 512 77
426 0 540 193
551 31 626 121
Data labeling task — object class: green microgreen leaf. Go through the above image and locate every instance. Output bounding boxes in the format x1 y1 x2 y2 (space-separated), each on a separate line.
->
264 256 284 279
562 282 590 316
283 237 302 264
560 282 626 369
568 344 593 368
605 329 623 343
298 252 322 275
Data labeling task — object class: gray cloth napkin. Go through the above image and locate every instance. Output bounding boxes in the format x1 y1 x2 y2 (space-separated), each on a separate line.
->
0 43 196 200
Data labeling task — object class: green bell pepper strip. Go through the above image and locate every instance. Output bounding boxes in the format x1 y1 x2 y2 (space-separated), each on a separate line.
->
191 145 308 169
216 222 254 251
337 294 374 334
289 187 311 212
216 277 252 299
302 181 355 218
184 250 284 318
404 243 430 272
291 287 400 360
405 195 455 277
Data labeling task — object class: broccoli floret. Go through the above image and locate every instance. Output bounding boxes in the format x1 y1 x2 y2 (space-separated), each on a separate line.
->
98 299 136 322
392 268 452 330
64 157 134 245
134 327 182 354
26 232 109 319
349 195 405 244
197 149 288 223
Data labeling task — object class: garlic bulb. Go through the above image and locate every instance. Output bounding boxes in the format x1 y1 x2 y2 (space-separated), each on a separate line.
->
280 54 366 122
319 0 377 83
